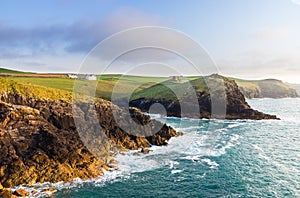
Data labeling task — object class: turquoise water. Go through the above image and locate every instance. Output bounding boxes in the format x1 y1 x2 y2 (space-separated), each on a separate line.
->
32 99 300 197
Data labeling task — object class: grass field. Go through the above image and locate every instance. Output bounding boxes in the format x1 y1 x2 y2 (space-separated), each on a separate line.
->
0 68 28 74
0 78 72 101
5 74 223 101
3 71 296 101
130 77 209 100
7 75 168 100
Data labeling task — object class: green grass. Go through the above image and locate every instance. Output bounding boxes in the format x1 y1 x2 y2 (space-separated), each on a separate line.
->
98 74 167 83
7 75 168 101
6 75 212 101
130 77 209 100
0 68 29 74
227 77 297 98
8 77 76 92
0 78 72 101
2 70 296 101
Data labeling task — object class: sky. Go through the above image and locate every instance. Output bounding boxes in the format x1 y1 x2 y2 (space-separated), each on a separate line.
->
0 0 300 83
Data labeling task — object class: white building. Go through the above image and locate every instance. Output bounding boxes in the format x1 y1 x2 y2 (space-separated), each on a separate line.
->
68 74 78 79
169 75 182 82
86 75 97 80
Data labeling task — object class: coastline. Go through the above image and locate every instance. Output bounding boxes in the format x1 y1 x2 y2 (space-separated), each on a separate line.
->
0 76 281 197
0 89 180 197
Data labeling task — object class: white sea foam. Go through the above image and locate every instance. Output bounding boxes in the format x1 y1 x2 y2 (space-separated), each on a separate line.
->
169 160 180 169
10 170 125 197
227 122 245 129
201 158 219 169
10 117 243 196
171 170 183 174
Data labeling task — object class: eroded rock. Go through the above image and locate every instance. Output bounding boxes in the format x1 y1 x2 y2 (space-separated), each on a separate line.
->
13 188 30 197
0 92 179 188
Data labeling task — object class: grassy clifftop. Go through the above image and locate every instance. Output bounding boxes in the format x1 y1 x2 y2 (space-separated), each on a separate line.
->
129 74 278 120
287 83 300 95
0 68 28 74
0 78 72 101
2 71 297 101
130 77 208 100
7 75 166 101
230 77 299 98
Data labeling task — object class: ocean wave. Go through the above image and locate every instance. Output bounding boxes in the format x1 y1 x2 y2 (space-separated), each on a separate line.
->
201 158 219 169
171 170 183 174
10 170 123 198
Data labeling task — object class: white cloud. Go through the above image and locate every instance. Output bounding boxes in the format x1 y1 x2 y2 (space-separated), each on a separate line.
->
291 0 300 6
251 27 292 41
0 8 164 72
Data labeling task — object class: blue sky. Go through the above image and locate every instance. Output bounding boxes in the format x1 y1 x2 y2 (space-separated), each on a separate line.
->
0 0 300 82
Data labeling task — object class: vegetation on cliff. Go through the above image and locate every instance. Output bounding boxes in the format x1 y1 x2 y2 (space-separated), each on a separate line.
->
0 78 179 189
229 77 299 98
287 83 300 96
129 75 278 120
0 68 28 74
6 72 297 100
0 78 72 101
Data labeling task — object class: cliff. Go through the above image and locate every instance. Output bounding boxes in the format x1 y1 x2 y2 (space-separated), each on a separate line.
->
286 83 300 96
0 78 179 189
129 75 278 120
232 78 299 98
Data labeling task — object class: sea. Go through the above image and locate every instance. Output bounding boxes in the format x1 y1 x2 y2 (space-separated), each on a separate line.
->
17 98 300 197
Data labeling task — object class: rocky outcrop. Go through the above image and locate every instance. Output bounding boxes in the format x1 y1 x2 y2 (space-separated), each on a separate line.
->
237 79 299 98
286 83 300 96
0 92 179 189
130 75 278 120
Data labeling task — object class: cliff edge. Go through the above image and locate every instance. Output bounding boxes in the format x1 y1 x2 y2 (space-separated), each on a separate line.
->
0 78 179 189
129 75 278 120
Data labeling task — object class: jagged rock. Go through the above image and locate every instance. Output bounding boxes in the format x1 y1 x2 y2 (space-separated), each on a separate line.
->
141 148 153 154
41 188 57 196
0 188 13 198
13 189 30 197
129 75 278 120
0 91 179 188
133 152 141 156
31 190 37 195
237 79 299 98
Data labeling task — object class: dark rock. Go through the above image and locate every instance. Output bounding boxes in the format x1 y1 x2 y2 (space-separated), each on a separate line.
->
133 152 141 156
129 75 279 120
141 148 153 154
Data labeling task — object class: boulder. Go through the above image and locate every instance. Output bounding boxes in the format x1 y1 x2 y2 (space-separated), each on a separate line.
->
13 189 30 197
41 188 57 196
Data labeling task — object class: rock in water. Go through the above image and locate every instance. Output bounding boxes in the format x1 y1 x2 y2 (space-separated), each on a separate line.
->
13 189 30 197
129 75 278 120
41 188 57 196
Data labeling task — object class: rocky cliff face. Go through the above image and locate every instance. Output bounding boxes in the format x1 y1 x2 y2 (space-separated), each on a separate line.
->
0 92 179 189
130 75 278 120
237 79 299 98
